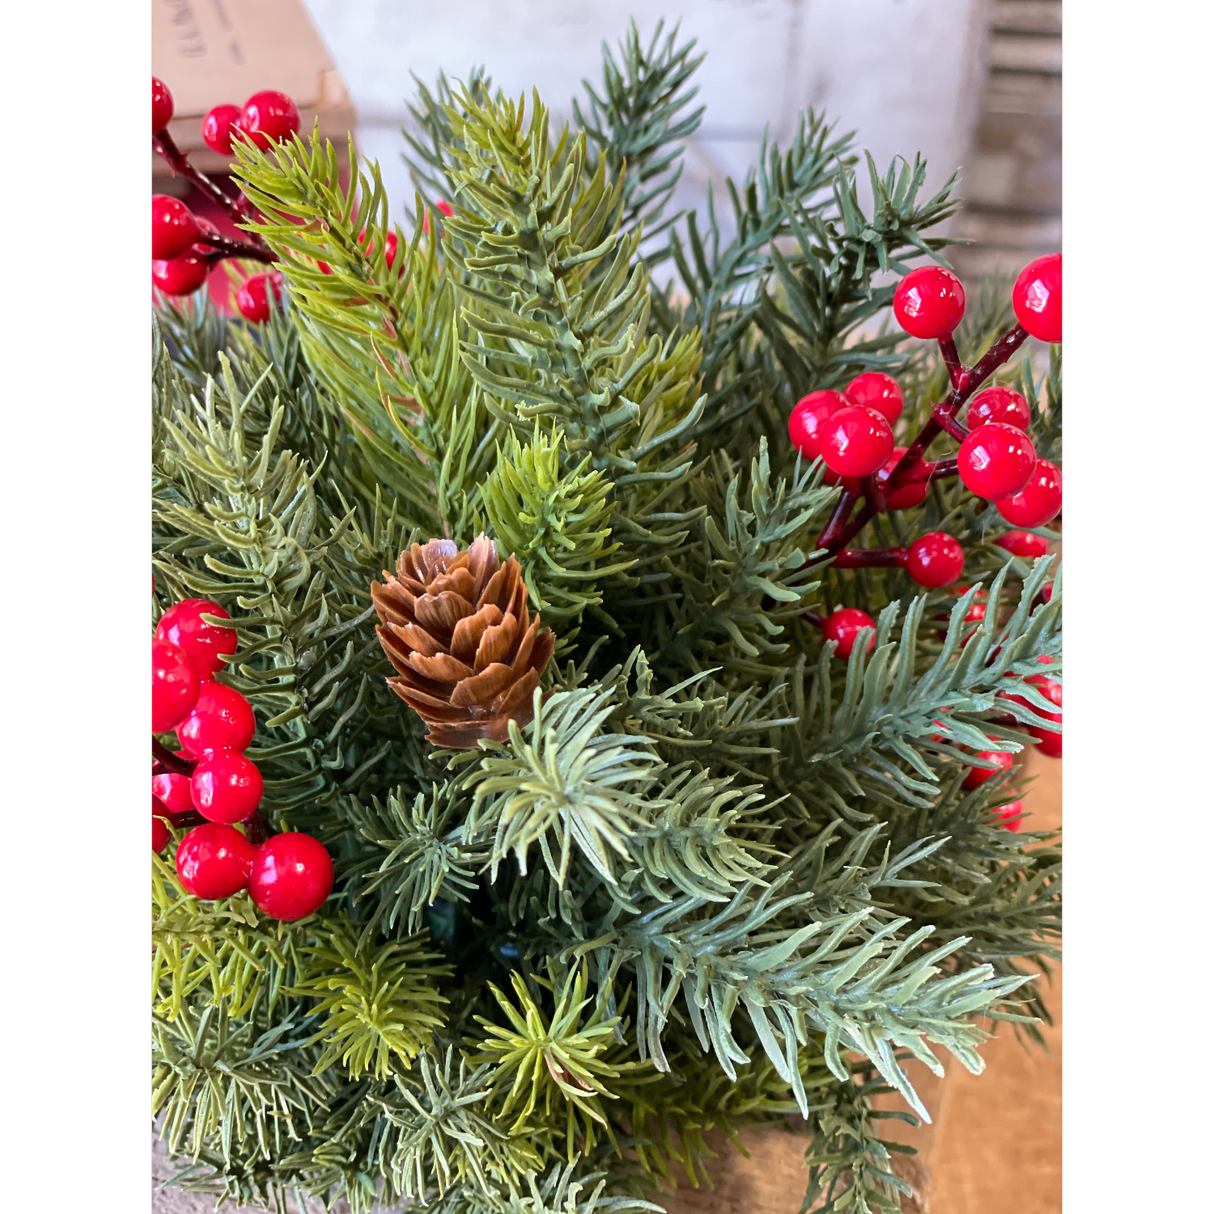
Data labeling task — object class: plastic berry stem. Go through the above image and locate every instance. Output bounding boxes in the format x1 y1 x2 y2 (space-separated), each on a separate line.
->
152 128 273 257
832 547 908 569
816 320 1031 558
938 337 965 389
152 737 195 776
195 230 277 266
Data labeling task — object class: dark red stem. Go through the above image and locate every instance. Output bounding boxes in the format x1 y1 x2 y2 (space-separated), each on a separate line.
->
939 337 964 389
198 233 278 265
832 547 908 569
153 131 272 255
813 322 1030 559
152 738 195 776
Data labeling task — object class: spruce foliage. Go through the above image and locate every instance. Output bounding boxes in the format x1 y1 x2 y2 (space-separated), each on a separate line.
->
153 20 1061 1212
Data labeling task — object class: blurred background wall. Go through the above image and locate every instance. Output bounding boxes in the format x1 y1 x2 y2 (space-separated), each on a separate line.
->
153 0 1060 283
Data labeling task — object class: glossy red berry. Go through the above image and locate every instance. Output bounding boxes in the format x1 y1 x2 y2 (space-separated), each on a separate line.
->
906 532 965 588
996 530 1049 558
153 813 172 854
201 103 242 155
152 771 194 816
893 266 966 339
235 272 285 324
152 195 201 261
966 386 1031 431
963 749 1014 791
248 833 334 921
880 448 929 510
176 823 256 899
153 77 174 134
153 253 209 296
958 423 1037 500
1012 253 1061 344
191 750 263 824
156 599 237 677
844 372 904 425
821 405 894 478
991 800 1024 832
178 682 256 757
822 608 876 659
996 459 1062 528
358 227 399 268
153 639 201 733
240 90 300 149
788 391 849 460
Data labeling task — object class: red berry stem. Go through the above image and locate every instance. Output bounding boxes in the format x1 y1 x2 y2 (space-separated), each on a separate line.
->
832 547 908 569
861 473 884 516
813 321 1032 560
195 231 278 266
152 737 195 776
938 336 965 389
932 406 970 443
152 128 274 258
887 323 1030 492
804 609 826 628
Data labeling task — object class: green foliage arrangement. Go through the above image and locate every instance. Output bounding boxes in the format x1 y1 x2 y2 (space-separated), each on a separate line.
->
153 20 1061 1213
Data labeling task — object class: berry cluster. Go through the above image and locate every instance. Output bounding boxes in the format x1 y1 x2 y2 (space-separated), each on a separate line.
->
792 254 1062 760
151 594 333 919
151 77 290 317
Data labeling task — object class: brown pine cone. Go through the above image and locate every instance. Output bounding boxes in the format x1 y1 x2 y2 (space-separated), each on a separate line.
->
371 534 555 748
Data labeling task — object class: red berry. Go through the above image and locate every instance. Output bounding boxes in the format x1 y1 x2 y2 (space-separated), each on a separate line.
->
152 771 194 816
996 459 1062 528
176 823 256 899
906 533 964 588
201 103 242 155
153 814 172 853
153 77 174 134
879 448 929 510
235 272 285 324
192 216 220 252
966 386 1031 431
893 266 966 339
156 599 237 677
1034 581 1055 609
153 639 201 733
822 608 876 659
248 833 334 921
788 391 849 460
240 90 300 149
178 682 256 757
1012 253 1061 344
991 800 1024 831
153 253 209 296
191 750 263 824
963 749 1014 791
1031 724 1062 758
958 423 1037 500
358 227 399 268
996 530 1049 559
821 405 894 478
844 372 904 425
152 195 201 261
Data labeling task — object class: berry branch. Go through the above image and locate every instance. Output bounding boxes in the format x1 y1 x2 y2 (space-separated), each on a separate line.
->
790 258 1060 586
151 77 295 315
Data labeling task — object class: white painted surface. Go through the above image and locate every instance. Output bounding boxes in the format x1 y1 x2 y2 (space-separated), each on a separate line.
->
300 0 989 233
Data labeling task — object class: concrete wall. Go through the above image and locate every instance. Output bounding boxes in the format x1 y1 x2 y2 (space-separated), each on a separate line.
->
300 0 990 238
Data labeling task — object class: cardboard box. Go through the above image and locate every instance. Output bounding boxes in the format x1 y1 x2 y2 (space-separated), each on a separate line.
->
152 0 355 186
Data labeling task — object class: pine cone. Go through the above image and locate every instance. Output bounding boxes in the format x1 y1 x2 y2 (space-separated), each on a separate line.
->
371 535 555 748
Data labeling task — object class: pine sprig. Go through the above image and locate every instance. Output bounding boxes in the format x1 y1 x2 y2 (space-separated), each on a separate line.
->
290 916 451 1079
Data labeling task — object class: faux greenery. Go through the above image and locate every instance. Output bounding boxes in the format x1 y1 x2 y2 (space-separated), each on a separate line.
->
153 20 1061 1213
